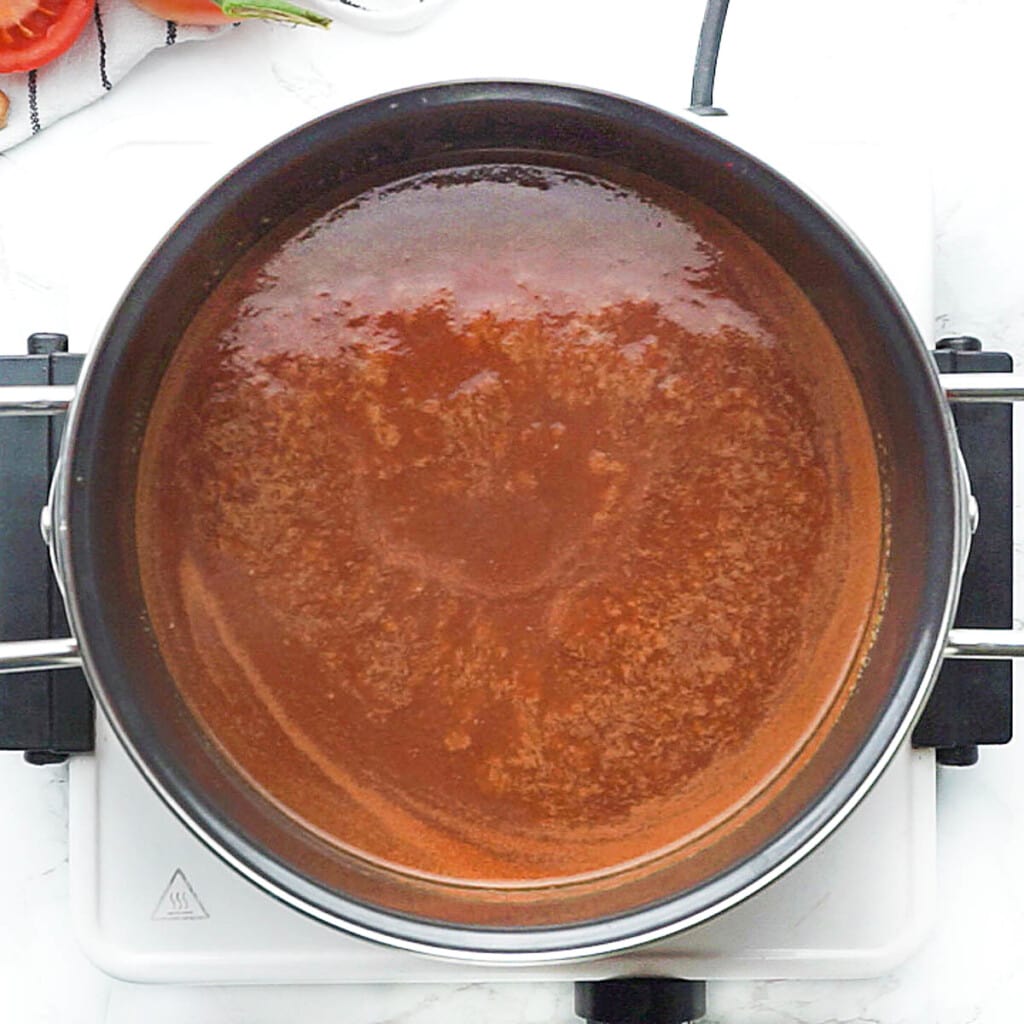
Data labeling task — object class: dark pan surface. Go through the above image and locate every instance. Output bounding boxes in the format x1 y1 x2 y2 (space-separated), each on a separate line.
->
55 82 964 959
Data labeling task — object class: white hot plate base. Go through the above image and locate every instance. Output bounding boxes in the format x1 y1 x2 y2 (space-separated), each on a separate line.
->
66 125 938 986
68 710 936 983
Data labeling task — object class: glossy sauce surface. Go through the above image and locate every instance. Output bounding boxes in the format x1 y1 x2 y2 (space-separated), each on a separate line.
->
136 164 883 884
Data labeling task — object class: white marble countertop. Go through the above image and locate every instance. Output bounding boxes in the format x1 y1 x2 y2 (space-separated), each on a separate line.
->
2 1 1024 1021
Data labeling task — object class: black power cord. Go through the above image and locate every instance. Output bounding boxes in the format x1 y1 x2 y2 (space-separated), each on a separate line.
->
689 0 731 115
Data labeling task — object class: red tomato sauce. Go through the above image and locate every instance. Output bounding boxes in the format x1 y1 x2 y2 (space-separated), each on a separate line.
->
136 164 884 885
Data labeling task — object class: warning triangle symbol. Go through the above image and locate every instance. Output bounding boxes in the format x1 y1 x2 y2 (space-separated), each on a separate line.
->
152 868 209 921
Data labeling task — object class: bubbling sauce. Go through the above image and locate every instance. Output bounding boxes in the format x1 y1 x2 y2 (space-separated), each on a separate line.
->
136 164 883 885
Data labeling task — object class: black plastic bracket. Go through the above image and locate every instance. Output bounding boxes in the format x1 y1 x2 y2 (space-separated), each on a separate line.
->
911 338 1013 765
0 335 94 762
575 977 707 1024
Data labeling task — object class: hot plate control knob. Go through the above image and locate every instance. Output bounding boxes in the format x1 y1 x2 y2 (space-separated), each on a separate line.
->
574 977 707 1024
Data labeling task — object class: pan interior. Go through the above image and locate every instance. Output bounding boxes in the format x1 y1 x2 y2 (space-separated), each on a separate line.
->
133 156 884 897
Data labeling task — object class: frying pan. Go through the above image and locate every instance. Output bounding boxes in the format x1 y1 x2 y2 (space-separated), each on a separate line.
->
0 81 1017 962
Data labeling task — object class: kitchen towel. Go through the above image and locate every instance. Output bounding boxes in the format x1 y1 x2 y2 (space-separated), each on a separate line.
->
0 0 444 153
0 1 225 153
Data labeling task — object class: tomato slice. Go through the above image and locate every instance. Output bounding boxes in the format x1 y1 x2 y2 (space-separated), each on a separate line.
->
0 0 95 73
131 0 328 28
129 0 231 25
